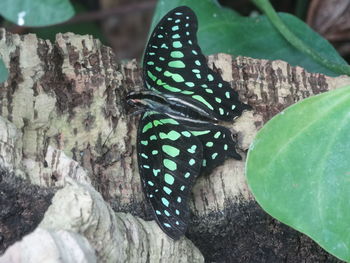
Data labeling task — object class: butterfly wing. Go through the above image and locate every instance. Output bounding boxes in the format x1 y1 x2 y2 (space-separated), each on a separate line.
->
179 119 242 173
143 6 248 122
137 111 203 239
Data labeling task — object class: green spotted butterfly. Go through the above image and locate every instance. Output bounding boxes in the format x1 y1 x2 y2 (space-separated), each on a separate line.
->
127 6 249 239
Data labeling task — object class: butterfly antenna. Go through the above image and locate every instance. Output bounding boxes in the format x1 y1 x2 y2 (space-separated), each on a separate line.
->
101 123 116 150
102 109 144 149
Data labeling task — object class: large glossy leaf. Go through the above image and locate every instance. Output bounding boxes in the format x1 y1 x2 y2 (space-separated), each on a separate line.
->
0 0 74 27
0 59 8 83
151 0 347 76
29 2 106 44
246 86 350 261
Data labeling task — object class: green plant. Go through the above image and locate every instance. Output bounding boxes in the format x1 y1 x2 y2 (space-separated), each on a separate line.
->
246 85 350 261
152 0 349 77
0 0 75 83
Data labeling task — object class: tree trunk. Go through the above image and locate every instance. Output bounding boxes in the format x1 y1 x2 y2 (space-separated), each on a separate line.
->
0 29 349 262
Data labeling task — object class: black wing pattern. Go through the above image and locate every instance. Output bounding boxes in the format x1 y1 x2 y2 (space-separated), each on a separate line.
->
143 6 248 121
179 119 242 173
137 111 203 239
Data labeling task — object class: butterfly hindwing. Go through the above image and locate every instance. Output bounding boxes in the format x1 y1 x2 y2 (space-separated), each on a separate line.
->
143 6 248 121
179 120 242 173
137 111 203 239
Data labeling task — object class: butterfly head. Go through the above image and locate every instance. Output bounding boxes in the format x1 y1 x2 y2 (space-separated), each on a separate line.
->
126 92 147 108
126 90 169 112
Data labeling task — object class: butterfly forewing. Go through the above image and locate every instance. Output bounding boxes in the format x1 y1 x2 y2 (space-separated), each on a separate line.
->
137 111 203 239
143 6 248 121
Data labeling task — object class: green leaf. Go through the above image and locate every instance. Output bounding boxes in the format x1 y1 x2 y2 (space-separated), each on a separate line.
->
246 86 350 261
151 0 348 76
29 2 106 45
0 0 75 27
0 59 8 83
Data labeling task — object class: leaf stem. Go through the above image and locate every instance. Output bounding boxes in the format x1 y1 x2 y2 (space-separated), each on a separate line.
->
251 0 350 76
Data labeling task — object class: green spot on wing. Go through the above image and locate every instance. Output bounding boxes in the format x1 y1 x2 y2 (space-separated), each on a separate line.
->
142 122 153 133
161 197 170 207
173 41 182 48
214 131 221 138
162 145 180 157
164 173 175 185
189 159 195 165
185 82 195 87
206 142 213 147
156 79 181 92
164 71 185 82
192 95 214 110
159 131 181 141
190 130 210 136
153 169 160 176
147 71 157 81
181 90 194 95
163 159 177 171
181 131 191 137
187 145 197 153
163 186 172 195
160 118 179 125
168 60 185 68
164 210 170 216
164 84 181 92
153 120 162 127
170 51 184 58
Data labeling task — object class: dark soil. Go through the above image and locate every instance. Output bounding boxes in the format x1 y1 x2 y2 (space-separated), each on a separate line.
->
187 199 344 263
0 169 56 254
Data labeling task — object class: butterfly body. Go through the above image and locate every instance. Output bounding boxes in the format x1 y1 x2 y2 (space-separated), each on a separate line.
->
127 90 218 123
127 6 248 239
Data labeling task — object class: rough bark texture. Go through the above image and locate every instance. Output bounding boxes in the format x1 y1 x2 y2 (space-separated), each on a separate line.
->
1 29 350 262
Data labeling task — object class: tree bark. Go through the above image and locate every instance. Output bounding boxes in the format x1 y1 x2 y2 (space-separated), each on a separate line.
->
0 29 349 262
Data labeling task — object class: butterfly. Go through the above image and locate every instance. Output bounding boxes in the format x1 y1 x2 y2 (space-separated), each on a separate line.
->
126 6 249 239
